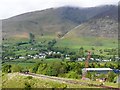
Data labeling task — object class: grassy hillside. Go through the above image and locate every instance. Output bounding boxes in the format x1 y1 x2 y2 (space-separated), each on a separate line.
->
2 73 118 88
63 18 118 38
56 37 118 50
2 73 96 88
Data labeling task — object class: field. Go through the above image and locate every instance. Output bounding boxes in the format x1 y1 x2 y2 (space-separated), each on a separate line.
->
56 37 118 51
4 58 63 68
3 35 118 56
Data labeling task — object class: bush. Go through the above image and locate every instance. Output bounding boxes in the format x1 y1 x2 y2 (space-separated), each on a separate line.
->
107 71 116 82
49 82 67 88
11 65 22 72
31 63 41 73
26 76 33 79
113 76 117 83
70 55 77 61
24 82 31 90
86 72 92 79
2 64 11 73
66 71 80 79
46 68 58 76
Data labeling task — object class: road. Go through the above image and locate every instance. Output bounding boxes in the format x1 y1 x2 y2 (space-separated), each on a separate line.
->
20 72 119 90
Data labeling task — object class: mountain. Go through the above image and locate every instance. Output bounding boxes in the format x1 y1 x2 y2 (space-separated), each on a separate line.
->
2 5 118 39
63 5 118 39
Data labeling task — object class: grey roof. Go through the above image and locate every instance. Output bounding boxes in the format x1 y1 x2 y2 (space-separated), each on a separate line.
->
82 68 112 71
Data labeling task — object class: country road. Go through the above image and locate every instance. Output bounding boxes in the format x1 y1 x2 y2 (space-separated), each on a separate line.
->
19 72 119 90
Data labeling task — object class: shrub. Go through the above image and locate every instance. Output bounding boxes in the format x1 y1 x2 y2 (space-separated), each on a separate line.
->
11 65 22 72
24 82 31 90
2 64 11 73
46 68 58 76
49 82 67 88
107 71 116 82
66 71 80 79
26 76 33 79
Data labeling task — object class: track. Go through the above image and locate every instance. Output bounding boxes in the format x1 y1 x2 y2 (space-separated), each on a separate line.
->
20 72 119 90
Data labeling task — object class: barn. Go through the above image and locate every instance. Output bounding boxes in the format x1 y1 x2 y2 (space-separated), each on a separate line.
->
82 68 113 74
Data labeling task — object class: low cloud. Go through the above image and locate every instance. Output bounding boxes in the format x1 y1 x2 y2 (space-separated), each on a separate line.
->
0 0 118 19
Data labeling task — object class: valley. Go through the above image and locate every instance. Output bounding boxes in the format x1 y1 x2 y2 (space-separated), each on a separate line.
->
1 5 119 89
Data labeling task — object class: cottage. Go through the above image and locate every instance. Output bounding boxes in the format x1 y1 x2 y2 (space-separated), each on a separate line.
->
95 59 101 61
78 58 83 61
19 56 25 59
90 58 94 61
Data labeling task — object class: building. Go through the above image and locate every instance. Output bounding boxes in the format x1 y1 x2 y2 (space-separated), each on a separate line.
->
82 68 113 74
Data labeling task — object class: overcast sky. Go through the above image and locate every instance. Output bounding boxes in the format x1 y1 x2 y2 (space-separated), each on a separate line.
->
0 0 119 19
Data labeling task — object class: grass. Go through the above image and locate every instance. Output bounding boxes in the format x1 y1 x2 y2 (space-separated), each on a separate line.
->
2 73 119 89
1 73 103 88
44 58 63 63
0 71 2 89
15 50 38 56
56 37 118 50
3 35 118 50
104 82 119 88
4 61 35 68
4 58 63 69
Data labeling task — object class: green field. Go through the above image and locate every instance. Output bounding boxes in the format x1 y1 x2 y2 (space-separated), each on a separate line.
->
5 36 118 55
56 37 118 50
4 35 118 48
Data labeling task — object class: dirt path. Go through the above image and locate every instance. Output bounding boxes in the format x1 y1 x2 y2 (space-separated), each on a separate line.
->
20 72 119 90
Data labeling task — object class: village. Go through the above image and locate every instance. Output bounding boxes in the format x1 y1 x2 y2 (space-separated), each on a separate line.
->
3 49 119 62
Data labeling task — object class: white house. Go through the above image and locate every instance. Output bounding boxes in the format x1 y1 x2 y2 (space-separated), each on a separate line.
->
78 58 83 61
19 56 25 59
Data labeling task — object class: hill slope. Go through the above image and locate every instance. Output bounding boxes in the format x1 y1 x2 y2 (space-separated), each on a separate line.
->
63 17 118 39
2 5 118 38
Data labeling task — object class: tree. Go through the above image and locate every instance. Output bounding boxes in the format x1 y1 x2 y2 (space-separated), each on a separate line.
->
98 73 106 79
89 63 95 68
99 49 103 54
70 55 77 61
2 64 11 73
31 63 40 73
79 47 84 57
107 71 116 82
66 71 80 79
37 63 47 74
24 82 31 90
11 65 22 72
47 39 57 50
86 72 92 79
91 47 95 51
46 67 58 76
29 32 35 44
52 54 61 58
